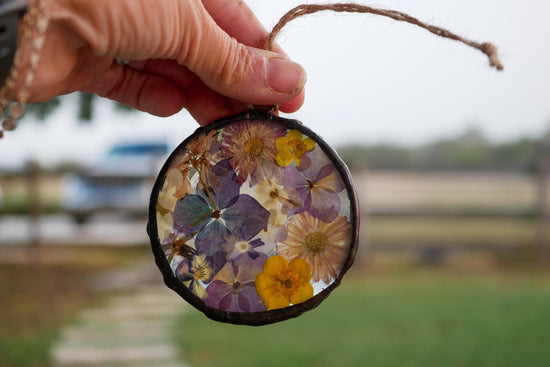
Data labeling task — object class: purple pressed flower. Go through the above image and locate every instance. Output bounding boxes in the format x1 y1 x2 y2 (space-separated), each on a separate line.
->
172 159 270 256
284 146 346 222
205 262 266 312
221 233 268 267
175 254 213 300
175 251 227 299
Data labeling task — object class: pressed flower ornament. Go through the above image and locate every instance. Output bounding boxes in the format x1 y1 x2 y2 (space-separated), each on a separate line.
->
148 3 502 325
149 110 359 325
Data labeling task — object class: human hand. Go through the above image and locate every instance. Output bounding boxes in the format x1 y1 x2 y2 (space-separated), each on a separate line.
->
14 0 306 124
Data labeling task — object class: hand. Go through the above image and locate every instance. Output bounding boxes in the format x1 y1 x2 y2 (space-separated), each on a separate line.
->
16 0 306 124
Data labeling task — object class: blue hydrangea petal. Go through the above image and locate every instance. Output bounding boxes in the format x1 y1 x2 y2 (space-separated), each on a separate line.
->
223 194 270 241
195 219 231 256
172 194 211 235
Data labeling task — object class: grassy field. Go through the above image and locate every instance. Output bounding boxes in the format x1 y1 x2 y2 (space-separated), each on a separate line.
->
1 248 548 367
1 170 549 366
0 246 150 367
0 263 94 367
173 266 550 367
366 217 536 247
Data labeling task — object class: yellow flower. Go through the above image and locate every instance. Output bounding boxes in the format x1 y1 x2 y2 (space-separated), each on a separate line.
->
255 255 313 310
275 129 316 167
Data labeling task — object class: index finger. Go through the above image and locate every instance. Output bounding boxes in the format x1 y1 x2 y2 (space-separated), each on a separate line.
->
201 0 305 112
202 0 275 50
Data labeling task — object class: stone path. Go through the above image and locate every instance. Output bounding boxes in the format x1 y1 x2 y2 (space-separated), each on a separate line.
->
52 262 192 367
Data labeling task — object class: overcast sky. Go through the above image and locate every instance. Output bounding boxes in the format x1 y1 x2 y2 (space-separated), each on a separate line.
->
0 0 548 168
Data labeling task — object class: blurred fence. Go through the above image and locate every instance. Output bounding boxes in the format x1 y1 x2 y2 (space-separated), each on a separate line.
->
354 164 550 267
1 162 549 267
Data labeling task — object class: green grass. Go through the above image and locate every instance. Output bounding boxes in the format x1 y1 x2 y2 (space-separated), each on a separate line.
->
366 217 536 246
0 264 94 367
0 246 150 367
0 330 57 367
173 269 550 367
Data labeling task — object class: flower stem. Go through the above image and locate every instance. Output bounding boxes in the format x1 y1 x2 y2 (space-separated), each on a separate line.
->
198 169 220 211
204 186 220 211
191 208 215 228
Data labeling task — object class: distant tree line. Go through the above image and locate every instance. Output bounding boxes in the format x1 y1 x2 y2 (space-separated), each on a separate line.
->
21 96 549 173
24 92 134 122
337 127 550 172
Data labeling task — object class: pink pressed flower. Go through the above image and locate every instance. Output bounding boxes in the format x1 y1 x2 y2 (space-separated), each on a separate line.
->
221 120 285 184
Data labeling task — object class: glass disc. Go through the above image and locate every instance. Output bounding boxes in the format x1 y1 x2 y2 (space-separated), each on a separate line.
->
148 110 359 325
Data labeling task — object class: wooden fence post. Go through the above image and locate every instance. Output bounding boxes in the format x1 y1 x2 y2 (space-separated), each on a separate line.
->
536 156 550 268
26 161 42 249
356 167 370 267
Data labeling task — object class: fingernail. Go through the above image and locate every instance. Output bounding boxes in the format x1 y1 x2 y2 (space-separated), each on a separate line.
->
267 58 306 95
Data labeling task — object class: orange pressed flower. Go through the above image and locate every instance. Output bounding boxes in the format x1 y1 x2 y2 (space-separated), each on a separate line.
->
275 129 315 167
157 168 192 213
255 255 313 310
185 130 221 171
278 212 351 283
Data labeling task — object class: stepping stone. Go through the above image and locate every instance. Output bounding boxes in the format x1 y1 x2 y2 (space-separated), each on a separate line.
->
52 286 190 367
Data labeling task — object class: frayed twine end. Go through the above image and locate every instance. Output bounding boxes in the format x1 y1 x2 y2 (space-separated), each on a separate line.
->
480 42 504 71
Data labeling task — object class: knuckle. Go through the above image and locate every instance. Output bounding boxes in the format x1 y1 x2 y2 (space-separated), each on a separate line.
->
217 39 254 89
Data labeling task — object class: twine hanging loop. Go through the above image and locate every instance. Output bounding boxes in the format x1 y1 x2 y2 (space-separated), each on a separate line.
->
264 3 504 71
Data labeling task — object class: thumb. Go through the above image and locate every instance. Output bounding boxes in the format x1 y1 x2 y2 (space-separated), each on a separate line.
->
178 9 306 106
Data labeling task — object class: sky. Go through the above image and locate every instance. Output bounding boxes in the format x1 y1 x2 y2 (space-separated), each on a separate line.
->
0 0 548 168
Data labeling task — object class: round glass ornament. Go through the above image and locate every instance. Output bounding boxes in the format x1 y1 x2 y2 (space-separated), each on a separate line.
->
148 110 359 325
